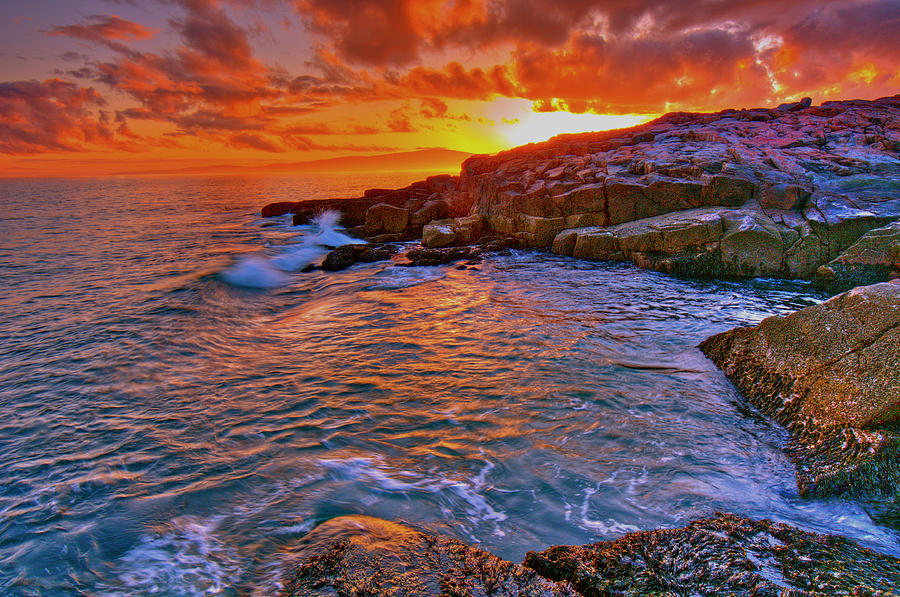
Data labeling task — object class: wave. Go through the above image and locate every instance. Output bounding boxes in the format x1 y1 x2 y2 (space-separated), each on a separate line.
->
221 210 362 289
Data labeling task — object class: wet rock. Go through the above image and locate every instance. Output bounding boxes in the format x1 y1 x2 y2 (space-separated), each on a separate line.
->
402 245 484 267
522 215 567 248
718 211 786 275
321 244 398 272
525 513 900 596
422 222 459 248
815 221 900 292
365 203 409 236
261 201 297 218
262 176 459 227
279 516 575 597
699 281 900 497
422 215 486 248
402 237 518 267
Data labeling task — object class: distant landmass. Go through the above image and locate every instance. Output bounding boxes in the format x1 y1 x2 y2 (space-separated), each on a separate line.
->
122 148 474 176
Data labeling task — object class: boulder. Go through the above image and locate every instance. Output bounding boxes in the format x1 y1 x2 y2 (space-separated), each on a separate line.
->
422 216 486 248
761 183 811 210
551 207 795 278
321 244 398 271
422 223 459 248
279 516 575 597
700 175 755 207
551 229 579 256
525 513 900 597
700 281 900 497
815 220 900 292
365 203 409 236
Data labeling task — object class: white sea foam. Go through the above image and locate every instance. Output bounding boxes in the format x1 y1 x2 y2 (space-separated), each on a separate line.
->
221 255 290 289
363 267 446 291
99 517 241 597
578 486 641 535
221 210 363 288
307 211 360 248
317 456 508 534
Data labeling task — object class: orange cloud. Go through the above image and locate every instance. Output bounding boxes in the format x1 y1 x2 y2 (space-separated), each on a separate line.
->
3 0 899 166
0 78 141 154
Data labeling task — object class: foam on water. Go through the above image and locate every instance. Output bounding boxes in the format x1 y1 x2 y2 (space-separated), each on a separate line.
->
220 255 289 289
318 456 508 537
363 266 447 290
221 210 363 288
100 517 241 597
306 210 361 248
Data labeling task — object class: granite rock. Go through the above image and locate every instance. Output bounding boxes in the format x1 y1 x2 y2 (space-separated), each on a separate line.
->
699 281 900 497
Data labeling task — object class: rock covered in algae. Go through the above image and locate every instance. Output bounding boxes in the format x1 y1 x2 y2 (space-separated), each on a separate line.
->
699 280 900 497
279 515 900 596
278 515 576 596
815 221 900 292
524 513 900 596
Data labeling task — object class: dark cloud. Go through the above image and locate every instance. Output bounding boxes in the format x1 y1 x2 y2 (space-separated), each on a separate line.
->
228 131 285 151
44 14 157 43
170 0 259 71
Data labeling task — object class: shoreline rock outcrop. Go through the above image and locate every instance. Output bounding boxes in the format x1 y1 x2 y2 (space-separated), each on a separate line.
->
700 280 900 498
263 95 900 286
278 515 575 597
279 514 900 596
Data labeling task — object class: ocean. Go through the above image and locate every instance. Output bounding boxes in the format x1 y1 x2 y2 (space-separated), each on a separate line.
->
1 173 897 595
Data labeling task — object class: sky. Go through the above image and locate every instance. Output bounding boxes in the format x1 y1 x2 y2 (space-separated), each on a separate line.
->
1 0 899 176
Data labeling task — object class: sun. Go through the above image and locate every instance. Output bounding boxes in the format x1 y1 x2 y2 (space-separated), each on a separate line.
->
500 108 657 147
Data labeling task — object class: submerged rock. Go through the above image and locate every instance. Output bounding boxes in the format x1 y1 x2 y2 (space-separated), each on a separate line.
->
279 514 900 596
278 516 575 597
699 281 900 497
525 513 900 596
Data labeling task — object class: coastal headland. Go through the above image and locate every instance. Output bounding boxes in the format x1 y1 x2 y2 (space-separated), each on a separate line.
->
263 96 900 595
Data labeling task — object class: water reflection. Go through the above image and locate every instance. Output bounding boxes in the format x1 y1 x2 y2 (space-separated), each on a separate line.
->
0 175 895 596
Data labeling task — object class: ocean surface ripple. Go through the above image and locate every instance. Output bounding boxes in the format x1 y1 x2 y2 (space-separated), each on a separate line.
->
0 174 897 596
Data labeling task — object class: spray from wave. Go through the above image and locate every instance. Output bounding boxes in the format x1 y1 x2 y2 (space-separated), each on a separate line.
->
221 210 362 289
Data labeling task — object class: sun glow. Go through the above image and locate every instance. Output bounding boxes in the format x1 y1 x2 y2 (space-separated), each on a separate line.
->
491 100 657 148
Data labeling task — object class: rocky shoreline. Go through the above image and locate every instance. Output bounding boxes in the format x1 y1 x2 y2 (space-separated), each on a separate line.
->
278 514 900 596
263 96 900 594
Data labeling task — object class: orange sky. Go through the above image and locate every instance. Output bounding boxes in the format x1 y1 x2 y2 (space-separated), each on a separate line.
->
1 0 899 177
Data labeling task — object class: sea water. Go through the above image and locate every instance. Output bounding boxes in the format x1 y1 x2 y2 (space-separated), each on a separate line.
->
1 173 897 596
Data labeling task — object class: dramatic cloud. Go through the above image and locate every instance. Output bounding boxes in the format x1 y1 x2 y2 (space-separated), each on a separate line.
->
3 0 898 161
0 79 120 154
